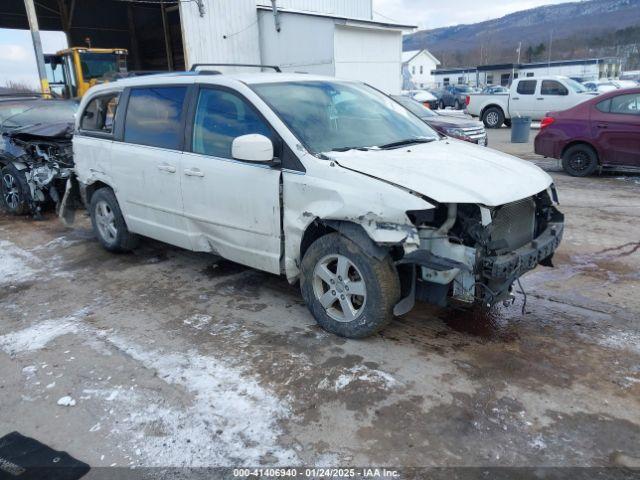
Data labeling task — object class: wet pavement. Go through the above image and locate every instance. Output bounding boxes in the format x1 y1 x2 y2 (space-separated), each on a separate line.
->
1 143 639 472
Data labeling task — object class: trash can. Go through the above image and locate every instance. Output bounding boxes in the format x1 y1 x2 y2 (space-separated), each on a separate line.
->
511 116 532 143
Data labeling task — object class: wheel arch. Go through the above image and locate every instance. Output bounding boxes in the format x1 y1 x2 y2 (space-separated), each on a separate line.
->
84 180 115 207
480 103 505 119
300 218 390 264
561 140 601 165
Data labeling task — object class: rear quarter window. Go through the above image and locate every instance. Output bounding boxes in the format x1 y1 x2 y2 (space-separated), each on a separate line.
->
124 86 187 150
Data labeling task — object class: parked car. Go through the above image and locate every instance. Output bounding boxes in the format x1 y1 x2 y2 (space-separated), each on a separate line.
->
392 95 487 146
535 88 640 176
0 97 78 216
402 90 438 109
582 80 638 94
481 85 509 95
466 75 597 128
68 71 564 339
439 84 475 110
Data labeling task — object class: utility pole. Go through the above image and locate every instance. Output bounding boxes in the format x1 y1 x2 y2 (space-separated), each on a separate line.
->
24 0 51 96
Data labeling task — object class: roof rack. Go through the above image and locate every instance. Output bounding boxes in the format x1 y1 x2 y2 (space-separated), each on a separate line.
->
190 63 282 73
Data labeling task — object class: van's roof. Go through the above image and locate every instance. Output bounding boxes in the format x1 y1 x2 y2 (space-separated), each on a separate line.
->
104 71 344 88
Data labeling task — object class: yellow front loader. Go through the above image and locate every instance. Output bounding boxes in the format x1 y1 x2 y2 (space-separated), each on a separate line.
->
45 48 128 99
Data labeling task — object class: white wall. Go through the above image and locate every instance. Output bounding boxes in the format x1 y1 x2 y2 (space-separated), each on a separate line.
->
334 25 402 94
258 11 336 74
179 0 260 70
406 51 438 88
256 0 372 19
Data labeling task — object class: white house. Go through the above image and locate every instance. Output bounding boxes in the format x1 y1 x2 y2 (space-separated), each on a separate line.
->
402 49 440 89
179 0 416 94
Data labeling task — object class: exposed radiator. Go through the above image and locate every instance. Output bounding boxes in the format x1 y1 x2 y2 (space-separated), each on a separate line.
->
491 197 536 252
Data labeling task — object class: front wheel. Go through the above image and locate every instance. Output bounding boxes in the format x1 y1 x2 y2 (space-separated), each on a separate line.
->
1 164 30 215
482 107 505 129
438 100 445 110
562 144 599 177
300 233 400 339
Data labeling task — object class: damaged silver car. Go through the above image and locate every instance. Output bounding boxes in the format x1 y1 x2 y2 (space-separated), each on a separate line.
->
0 98 77 217
68 69 564 338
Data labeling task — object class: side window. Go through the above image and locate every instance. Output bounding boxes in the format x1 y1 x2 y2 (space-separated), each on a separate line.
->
610 94 640 115
596 99 611 113
81 93 119 133
541 80 568 96
516 80 537 95
192 89 273 159
526 72 535 78
124 86 187 150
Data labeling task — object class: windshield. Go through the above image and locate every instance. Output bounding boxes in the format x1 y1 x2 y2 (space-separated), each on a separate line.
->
0 101 77 130
392 96 438 118
563 78 587 93
79 52 119 80
252 81 439 154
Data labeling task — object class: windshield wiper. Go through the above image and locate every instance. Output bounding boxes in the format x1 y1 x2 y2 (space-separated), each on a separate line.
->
331 146 373 152
378 138 436 150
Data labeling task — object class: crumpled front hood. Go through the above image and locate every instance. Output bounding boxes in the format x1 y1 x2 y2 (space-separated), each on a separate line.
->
328 139 553 207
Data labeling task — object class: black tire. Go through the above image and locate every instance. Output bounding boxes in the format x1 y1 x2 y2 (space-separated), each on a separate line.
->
300 233 400 339
454 99 461 110
504 119 512 128
438 100 445 110
90 188 139 252
1 163 30 215
562 144 599 177
482 107 505 129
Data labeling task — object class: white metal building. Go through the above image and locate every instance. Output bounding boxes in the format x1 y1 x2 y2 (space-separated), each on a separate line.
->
179 0 415 93
402 49 440 89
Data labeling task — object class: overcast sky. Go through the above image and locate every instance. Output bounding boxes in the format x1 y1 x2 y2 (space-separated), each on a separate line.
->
1 0 578 89
372 0 576 29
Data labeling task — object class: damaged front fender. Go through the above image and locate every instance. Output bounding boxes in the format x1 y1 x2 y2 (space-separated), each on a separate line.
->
283 160 433 282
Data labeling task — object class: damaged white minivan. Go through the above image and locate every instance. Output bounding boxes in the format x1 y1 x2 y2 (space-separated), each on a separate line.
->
70 67 564 338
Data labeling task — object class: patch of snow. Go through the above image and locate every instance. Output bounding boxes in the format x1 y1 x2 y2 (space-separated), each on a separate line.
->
104 334 298 466
0 308 90 354
529 435 547 450
324 365 399 392
57 396 76 407
0 240 41 285
597 330 640 355
46 382 56 389
183 313 212 330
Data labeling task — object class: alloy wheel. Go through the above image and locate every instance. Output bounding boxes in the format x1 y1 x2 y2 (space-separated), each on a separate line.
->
486 111 499 127
95 200 118 243
569 152 590 172
312 254 367 323
2 173 20 211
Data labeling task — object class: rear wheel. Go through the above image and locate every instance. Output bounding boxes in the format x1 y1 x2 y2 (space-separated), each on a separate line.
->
562 144 599 177
504 119 512 128
1 164 30 215
438 100 445 110
454 99 461 110
90 188 139 252
482 107 505 129
300 233 400 339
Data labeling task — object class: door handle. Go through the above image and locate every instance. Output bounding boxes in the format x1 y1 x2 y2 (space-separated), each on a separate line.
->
184 168 205 177
536 98 544 101
512 97 519 100
157 164 176 173
596 124 609 129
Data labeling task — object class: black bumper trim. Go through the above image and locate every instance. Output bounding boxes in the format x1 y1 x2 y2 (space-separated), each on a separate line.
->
483 221 564 280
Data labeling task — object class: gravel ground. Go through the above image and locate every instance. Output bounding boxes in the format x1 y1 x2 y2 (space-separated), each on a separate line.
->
1 132 639 475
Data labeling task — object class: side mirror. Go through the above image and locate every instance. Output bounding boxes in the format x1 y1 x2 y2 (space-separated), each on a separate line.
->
232 134 274 163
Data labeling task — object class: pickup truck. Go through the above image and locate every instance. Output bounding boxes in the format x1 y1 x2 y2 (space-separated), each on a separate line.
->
466 76 596 128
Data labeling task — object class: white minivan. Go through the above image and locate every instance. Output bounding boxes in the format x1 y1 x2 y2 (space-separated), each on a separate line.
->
71 67 564 338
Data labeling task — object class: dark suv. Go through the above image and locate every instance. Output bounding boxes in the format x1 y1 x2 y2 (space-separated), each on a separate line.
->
439 85 475 110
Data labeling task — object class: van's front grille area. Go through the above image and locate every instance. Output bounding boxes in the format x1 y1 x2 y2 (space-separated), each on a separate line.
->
490 198 536 253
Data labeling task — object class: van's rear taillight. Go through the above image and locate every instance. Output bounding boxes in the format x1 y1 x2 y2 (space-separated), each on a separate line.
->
540 116 555 129
465 95 470 106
